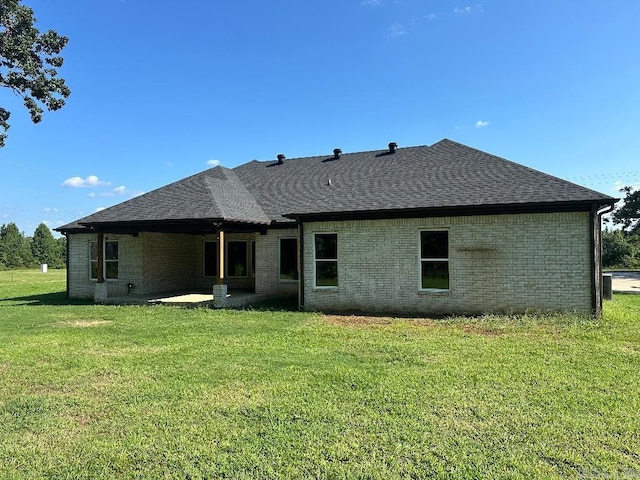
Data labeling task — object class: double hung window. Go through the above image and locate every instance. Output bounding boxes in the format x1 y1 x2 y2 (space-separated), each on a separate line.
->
314 234 338 287
90 240 118 280
420 231 449 290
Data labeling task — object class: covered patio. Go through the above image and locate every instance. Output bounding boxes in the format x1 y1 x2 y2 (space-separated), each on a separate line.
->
103 289 268 308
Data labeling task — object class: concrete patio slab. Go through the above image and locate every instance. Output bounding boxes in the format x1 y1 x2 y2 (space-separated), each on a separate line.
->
104 290 268 307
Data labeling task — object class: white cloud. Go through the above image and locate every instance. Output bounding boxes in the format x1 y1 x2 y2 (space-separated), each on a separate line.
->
95 207 105 212
454 4 483 15
361 0 381 5
475 120 490 128
454 6 472 14
43 207 59 213
207 159 221 167
425 13 437 21
62 175 109 188
88 186 131 198
390 24 408 37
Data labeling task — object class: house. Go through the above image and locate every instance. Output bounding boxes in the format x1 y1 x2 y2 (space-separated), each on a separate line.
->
56 139 616 315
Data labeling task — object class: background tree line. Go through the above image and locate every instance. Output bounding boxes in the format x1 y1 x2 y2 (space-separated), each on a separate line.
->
0 222 65 270
603 186 640 269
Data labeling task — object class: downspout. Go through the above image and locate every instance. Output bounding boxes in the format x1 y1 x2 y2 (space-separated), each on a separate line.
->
591 203 615 316
298 218 305 311
65 233 70 299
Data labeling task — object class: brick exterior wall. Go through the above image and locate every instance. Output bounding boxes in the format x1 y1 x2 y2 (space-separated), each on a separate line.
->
254 228 299 298
302 212 594 315
67 231 269 298
140 233 198 294
66 212 595 315
67 233 143 298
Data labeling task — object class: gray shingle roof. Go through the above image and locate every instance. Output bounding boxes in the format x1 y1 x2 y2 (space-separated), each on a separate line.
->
60 167 269 230
57 139 615 232
234 139 614 221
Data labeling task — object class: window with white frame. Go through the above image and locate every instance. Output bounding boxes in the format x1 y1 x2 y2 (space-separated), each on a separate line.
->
279 238 298 281
420 231 449 290
90 240 119 280
314 233 337 287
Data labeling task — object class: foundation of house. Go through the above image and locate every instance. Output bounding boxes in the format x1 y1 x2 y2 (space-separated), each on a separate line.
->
94 283 108 303
212 284 228 308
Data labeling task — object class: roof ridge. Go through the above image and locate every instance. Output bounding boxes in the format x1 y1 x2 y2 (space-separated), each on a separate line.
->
203 167 270 223
234 144 434 166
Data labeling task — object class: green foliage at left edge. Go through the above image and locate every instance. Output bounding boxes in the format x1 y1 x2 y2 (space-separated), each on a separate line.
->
0 0 70 147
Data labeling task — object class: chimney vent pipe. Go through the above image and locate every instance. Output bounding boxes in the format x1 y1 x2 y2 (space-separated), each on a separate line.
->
276 154 285 165
388 142 398 153
333 148 342 159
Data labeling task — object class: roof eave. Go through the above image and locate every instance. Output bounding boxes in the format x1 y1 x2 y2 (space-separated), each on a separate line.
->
71 217 270 234
285 199 618 222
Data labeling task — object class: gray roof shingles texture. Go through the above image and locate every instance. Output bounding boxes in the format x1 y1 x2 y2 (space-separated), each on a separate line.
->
58 139 615 231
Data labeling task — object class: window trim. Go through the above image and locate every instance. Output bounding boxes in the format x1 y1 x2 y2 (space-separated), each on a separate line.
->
314 233 338 289
279 237 299 282
89 240 119 281
419 230 450 292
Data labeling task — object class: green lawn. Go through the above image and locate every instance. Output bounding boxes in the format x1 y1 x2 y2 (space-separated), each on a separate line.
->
1 270 639 479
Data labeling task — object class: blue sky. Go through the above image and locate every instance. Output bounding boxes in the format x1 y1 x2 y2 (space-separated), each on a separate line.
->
2 0 639 236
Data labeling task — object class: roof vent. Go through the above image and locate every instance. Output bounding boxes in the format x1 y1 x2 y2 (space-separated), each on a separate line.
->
276 154 285 165
388 142 398 154
333 148 342 159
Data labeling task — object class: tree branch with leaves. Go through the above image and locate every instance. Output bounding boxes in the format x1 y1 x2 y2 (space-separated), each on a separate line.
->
612 186 640 235
0 0 69 147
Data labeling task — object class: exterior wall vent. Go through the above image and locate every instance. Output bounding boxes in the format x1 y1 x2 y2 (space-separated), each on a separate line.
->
388 142 398 153
333 148 342 159
276 154 285 165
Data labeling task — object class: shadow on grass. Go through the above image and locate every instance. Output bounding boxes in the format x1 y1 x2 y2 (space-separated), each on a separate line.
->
236 295 299 312
1 291 93 306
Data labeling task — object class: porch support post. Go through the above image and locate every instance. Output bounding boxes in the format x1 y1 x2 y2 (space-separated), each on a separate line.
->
97 233 105 283
94 232 108 303
213 229 227 307
217 229 225 285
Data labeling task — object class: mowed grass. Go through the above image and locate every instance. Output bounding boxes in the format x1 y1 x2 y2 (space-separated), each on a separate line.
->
1 270 639 479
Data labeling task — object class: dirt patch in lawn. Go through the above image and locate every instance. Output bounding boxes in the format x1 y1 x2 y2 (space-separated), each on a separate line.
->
55 320 112 328
323 315 440 328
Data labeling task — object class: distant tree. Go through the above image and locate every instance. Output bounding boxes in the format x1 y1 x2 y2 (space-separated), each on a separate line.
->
612 186 640 235
31 222 59 267
602 229 639 269
0 222 33 268
0 0 70 147
55 235 66 266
